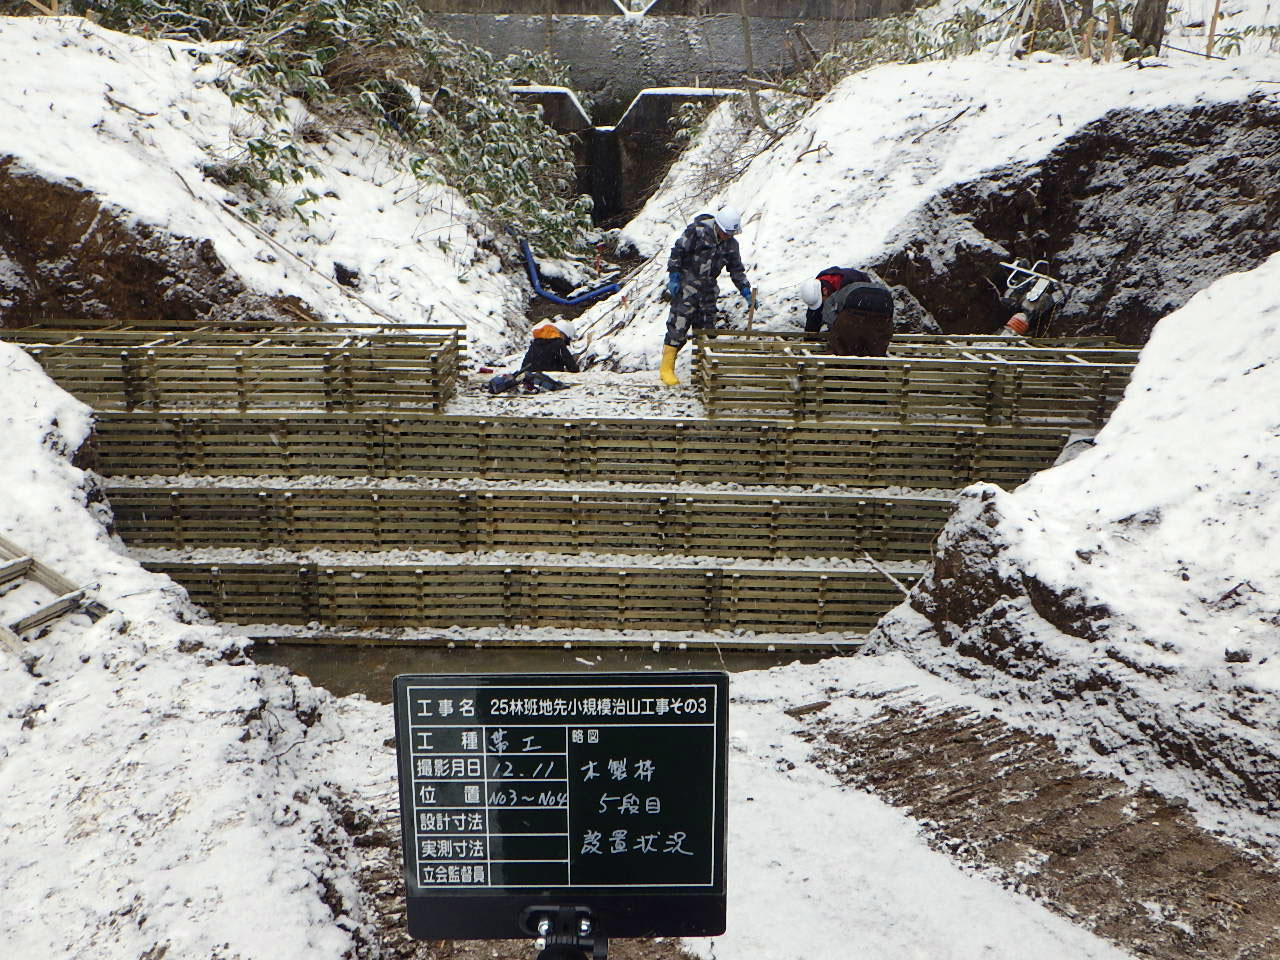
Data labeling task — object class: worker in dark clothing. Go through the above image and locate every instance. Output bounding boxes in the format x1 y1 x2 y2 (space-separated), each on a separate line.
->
521 319 580 373
661 206 752 385
799 266 895 356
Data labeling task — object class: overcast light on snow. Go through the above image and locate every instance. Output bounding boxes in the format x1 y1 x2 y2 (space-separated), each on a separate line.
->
2 8 1280 960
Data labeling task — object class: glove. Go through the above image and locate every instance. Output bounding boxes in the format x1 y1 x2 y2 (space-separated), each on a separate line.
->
740 285 754 307
667 272 682 298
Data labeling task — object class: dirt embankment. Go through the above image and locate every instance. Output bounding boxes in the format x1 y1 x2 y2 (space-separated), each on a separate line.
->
866 486 1280 838
872 95 1280 342
0 158 311 326
803 696 1280 960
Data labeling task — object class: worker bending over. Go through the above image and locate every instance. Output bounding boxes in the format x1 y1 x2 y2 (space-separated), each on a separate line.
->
800 266 895 356
521 319 580 373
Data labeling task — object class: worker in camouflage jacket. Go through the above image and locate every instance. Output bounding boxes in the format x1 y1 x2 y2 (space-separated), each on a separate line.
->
660 206 752 385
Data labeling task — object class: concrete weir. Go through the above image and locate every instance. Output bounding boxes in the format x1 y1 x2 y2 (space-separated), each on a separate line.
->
513 84 737 222
421 0 919 221
427 11 867 121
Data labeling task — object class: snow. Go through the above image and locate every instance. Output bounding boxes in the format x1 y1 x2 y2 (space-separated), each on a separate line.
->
686 655 1134 960
871 251 1280 850
582 52 1280 369
0 16 529 359
1018 253 1280 683
4 10 1280 960
0 341 368 959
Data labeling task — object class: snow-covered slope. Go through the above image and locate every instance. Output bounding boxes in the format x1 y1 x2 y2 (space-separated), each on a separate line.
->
0 341 378 958
581 52 1280 370
0 16 527 357
871 251 1280 849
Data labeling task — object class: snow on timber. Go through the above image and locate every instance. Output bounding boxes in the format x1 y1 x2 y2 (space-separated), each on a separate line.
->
0 15 527 356
3 10 1280 960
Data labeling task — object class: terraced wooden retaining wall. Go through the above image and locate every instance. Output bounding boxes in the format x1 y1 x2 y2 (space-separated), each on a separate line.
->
109 486 954 561
92 414 1077 488
4 324 463 413
693 334 1139 426
146 560 910 633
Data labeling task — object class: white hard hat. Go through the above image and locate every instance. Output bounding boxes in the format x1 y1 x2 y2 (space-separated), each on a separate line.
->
713 206 742 235
799 278 823 309
553 319 576 340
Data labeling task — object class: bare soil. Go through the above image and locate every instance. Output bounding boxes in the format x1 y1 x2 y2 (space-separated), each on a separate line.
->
804 699 1280 960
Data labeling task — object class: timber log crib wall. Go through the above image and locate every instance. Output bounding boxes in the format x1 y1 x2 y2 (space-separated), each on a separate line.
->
3 323 464 413
692 332 1141 427
107 486 956 562
141 561 910 633
9 324 1105 640
89 414 1077 488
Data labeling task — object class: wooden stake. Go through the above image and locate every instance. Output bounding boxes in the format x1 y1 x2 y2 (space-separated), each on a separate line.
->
1056 0 1082 55
1028 0 1045 53
739 0 774 136
1104 10 1117 61
1083 18 1097 59
1206 0 1224 56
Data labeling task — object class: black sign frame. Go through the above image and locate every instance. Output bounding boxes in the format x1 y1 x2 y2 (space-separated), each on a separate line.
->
392 671 729 940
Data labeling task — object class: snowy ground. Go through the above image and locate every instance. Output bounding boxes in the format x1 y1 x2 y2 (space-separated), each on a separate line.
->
4 9 1280 960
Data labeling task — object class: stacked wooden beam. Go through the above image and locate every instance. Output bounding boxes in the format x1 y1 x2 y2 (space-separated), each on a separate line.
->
144 560 909 634
108 485 955 562
4 323 463 413
50 327 1115 642
693 333 1140 427
92 413 1074 489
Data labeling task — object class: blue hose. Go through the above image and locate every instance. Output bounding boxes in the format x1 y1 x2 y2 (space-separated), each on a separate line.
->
520 239 621 306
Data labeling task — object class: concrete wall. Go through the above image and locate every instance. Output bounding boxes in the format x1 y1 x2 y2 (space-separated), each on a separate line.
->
613 89 736 221
428 13 866 123
418 1 623 14
645 0 905 17
513 86 736 223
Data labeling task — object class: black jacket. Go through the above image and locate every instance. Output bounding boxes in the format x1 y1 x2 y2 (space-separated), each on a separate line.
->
804 266 874 333
521 336 579 373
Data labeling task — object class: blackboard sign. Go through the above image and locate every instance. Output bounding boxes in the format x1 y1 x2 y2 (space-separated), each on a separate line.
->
392 672 728 941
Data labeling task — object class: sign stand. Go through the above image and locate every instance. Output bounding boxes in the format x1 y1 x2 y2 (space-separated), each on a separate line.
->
531 905 606 960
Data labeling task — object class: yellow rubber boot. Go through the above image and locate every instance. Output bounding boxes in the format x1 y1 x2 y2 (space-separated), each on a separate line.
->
659 344 681 385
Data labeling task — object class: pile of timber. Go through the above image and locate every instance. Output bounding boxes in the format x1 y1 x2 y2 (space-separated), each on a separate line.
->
2 321 463 413
693 332 1140 426
0 534 109 653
